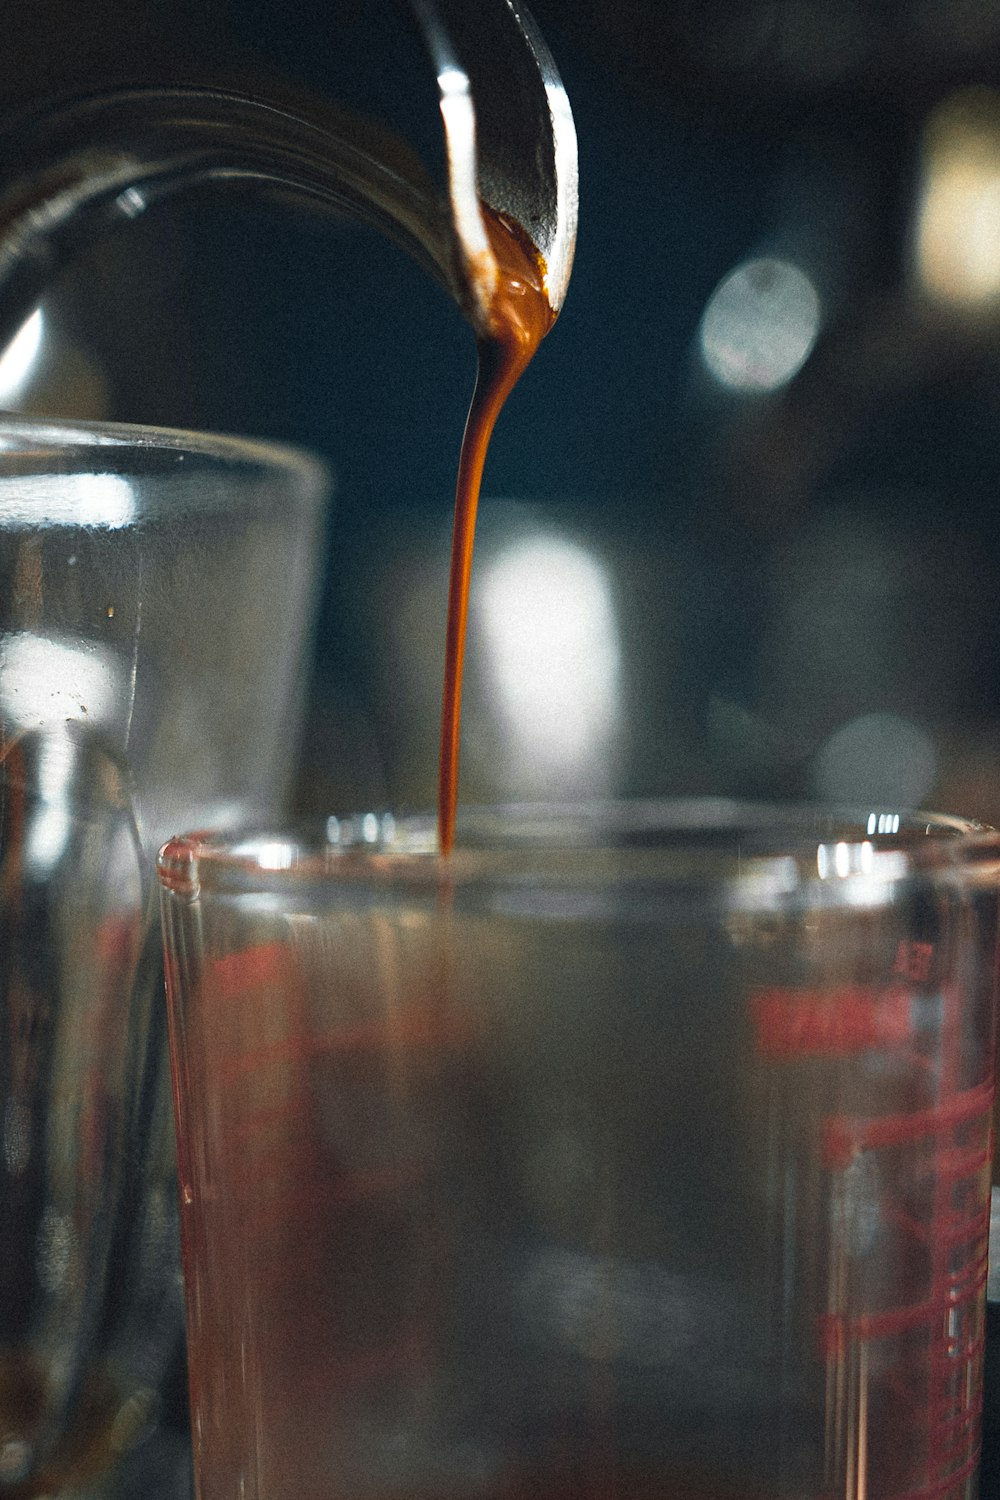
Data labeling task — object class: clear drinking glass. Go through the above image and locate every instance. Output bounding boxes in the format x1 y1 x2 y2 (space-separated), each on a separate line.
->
0 417 327 1497
158 801 1000 1500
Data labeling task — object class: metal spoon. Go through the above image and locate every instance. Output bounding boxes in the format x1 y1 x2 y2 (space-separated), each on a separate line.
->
0 0 577 349
411 0 578 325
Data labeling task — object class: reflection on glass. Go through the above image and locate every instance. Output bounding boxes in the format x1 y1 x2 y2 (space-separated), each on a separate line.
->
0 309 43 403
915 87 1000 307
24 732 77 871
0 473 136 529
0 632 121 728
867 812 901 836
36 1206 78 1295
699 256 821 392
813 711 937 806
476 533 621 794
256 839 296 871
0 637 124 873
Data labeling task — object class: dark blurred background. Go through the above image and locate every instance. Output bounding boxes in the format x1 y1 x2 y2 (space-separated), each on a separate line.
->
6 3 1000 1491
5 0 1000 830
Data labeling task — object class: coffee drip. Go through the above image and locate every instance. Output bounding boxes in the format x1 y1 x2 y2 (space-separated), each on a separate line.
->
0 0 578 849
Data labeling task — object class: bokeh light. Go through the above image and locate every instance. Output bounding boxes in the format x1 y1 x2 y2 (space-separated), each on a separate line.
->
699 257 821 392
915 87 1000 308
476 533 621 794
813 712 937 806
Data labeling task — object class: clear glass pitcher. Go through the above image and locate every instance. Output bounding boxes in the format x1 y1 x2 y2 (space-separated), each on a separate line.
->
0 416 327 1497
158 802 1000 1500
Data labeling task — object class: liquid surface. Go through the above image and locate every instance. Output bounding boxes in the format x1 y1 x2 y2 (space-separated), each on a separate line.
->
437 208 555 852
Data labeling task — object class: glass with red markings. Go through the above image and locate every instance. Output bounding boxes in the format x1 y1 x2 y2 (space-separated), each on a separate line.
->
157 802 1000 1500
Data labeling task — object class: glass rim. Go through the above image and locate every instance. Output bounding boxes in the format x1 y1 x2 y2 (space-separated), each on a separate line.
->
0 413 327 488
157 799 1000 902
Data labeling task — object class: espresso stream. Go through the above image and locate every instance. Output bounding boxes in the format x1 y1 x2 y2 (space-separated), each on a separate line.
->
437 205 555 852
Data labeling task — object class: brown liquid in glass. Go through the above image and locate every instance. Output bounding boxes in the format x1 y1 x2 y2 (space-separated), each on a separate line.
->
437 206 555 853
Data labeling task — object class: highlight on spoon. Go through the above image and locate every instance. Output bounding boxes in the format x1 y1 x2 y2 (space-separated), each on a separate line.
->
412 0 578 333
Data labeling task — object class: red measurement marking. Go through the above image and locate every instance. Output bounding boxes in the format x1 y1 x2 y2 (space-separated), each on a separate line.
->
822 1079 993 1167
938 1251 990 1301
935 1404 983 1440
750 983 912 1059
893 940 935 983
856 1299 939 1341
819 1270 985 1344
812 945 992 1498
934 1142 994 1181
815 1312 845 1359
881 1202 939 1244
880 1447 982 1500
217 1006 468 1086
934 1338 988 1381
207 941 299 999
883 1202 989 1254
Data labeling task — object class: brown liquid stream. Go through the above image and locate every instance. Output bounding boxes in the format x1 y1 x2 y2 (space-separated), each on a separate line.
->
437 207 555 853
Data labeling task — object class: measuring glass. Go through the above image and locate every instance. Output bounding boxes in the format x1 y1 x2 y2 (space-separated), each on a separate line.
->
158 802 999 1500
0 417 326 1497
